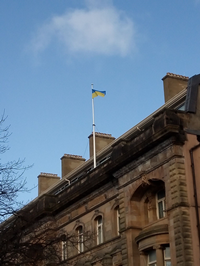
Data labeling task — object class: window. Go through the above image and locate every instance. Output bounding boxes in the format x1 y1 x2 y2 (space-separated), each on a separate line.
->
156 190 166 219
96 216 103 245
77 226 84 253
148 250 156 266
62 240 67 261
116 206 120 235
164 246 171 266
146 246 171 266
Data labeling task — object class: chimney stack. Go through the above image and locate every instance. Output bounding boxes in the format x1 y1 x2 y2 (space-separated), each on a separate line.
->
61 154 85 178
162 73 188 102
88 132 115 158
38 173 60 196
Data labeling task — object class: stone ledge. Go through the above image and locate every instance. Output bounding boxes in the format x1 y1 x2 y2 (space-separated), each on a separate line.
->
135 224 168 243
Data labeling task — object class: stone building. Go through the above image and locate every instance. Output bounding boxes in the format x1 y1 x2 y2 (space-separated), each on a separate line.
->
5 73 200 265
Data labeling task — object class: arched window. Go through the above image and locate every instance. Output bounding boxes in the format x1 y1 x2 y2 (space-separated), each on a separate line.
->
61 240 67 261
76 226 84 253
115 206 120 235
96 216 103 245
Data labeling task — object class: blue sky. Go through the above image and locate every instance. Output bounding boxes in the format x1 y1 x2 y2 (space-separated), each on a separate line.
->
1 0 200 203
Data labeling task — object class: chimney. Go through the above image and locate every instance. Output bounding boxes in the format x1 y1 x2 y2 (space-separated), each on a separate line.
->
61 154 86 178
162 73 189 102
88 132 115 158
38 173 60 196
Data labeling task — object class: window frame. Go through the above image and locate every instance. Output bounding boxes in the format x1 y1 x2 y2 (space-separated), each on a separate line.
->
96 216 103 245
116 206 120 235
148 249 157 266
77 226 84 253
156 189 166 219
164 246 171 266
145 246 171 266
61 240 67 261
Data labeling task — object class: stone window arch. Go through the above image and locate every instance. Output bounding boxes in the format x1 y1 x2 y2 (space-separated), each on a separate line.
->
131 179 166 225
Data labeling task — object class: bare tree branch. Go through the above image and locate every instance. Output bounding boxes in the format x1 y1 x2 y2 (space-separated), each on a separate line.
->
0 114 96 266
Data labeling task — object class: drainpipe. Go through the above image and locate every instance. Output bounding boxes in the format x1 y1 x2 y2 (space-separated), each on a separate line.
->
189 142 200 250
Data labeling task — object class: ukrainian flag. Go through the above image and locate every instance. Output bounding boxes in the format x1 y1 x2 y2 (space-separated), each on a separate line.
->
92 89 106 99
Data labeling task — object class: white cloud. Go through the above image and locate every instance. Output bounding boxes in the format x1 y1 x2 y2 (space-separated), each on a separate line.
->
30 3 136 57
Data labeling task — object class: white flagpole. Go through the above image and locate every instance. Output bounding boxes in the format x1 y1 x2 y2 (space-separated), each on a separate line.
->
91 84 96 168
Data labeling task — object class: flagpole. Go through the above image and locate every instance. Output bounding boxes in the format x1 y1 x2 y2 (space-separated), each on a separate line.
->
91 84 96 168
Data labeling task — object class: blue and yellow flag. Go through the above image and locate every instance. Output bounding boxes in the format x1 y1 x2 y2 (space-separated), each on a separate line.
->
92 89 106 99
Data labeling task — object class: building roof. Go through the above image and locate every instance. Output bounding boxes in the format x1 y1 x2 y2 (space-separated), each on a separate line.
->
4 72 198 228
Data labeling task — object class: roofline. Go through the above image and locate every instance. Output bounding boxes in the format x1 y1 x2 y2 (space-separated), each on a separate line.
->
42 88 187 195
1 88 187 224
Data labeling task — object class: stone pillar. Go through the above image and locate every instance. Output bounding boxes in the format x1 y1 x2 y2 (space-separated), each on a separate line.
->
139 251 147 266
118 190 128 266
154 245 164 266
167 155 194 266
